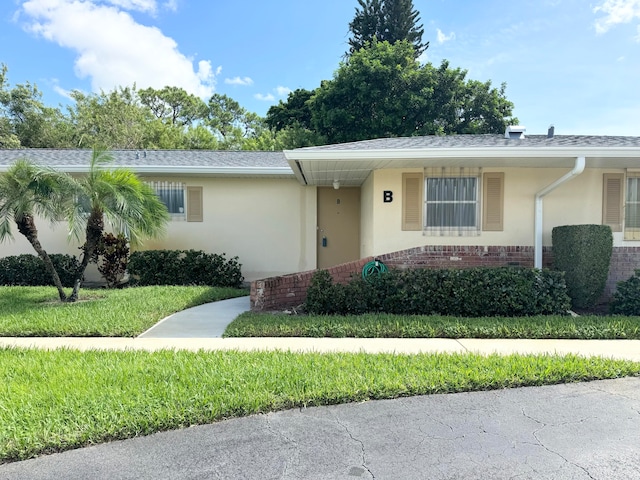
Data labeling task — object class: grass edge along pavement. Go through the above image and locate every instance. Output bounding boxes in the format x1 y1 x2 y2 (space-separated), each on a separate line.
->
0 286 247 337
225 311 640 339
1 347 639 463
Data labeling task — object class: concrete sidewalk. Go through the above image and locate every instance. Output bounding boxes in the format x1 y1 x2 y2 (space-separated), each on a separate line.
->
1 295 639 360
0 336 639 360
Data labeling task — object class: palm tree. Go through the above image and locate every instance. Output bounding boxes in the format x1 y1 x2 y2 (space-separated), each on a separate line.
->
0 159 74 301
66 149 169 301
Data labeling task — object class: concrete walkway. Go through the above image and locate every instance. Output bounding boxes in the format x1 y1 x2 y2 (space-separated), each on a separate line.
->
137 295 250 338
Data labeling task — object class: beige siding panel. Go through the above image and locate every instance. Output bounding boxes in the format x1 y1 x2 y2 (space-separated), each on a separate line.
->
402 172 423 231
603 174 623 232
186 186 203 222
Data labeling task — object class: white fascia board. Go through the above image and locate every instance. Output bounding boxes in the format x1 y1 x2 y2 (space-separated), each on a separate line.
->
285 147 640 161
42 166 295 176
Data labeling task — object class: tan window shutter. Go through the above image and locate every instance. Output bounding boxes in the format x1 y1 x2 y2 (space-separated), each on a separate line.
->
186 186 203 222
402 172 423 231
482 172 504 231
603 174 623 232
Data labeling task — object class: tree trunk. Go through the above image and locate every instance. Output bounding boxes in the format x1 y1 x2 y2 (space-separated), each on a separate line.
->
69 208 104 302
16 214 68 302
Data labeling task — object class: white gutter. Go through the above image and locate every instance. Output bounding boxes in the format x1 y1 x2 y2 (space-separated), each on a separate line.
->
534 156 586 268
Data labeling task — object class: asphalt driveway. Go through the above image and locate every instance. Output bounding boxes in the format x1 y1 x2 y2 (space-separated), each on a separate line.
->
1 377 639 480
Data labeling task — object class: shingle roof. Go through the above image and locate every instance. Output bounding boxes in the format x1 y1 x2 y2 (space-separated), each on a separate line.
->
0 149 289 169
297 135 640 151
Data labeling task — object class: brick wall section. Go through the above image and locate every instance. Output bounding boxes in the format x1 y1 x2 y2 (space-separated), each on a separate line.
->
250 257 374 311
605 247 640 298
377 245 553 270
250 245 640 311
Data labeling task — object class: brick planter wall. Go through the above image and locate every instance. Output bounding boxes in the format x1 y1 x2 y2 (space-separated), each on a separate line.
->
250 245 640 311
605 247 640 298
250 257 374 311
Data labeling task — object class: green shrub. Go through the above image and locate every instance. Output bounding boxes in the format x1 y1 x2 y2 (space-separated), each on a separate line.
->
305 267 570 316
609 270 640 315
127 249 243 288
552 224 613 309
0 254 80 287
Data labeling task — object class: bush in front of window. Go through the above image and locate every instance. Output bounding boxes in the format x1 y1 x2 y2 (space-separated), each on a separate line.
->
128 249 243 288
304 267 571 316
552 224 613 309
609 270 640 315
0 254 80 287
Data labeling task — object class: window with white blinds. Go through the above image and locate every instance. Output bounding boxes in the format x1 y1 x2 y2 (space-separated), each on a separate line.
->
423 168 481 236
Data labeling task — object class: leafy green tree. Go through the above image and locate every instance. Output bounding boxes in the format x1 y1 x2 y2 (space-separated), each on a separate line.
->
348 0 428 58
138 86 207 127
68 87 153 149
206 94 270 150
0 64 74 148
0 160 74 301
311 40 429 143
311 41 516 143
265 88 316 132
65 149 169 301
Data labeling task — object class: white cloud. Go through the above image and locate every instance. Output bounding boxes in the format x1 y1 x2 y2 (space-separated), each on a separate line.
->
275 85 292 97
254 93 275 101
594 0 640 34
163 0 178 12
18 0 216 98
436 28 455 44
224 76 254 86
51 79 73 99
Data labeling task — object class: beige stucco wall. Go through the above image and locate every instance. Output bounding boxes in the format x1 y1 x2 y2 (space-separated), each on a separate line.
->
360 172 374 257
362 167 631 258
1 177 317 283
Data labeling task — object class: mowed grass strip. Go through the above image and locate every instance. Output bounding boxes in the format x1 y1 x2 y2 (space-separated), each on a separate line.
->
0 286 247 337
0 347 638 463
225 312 640 339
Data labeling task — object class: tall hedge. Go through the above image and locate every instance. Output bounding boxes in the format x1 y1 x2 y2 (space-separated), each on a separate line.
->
552 224 612 309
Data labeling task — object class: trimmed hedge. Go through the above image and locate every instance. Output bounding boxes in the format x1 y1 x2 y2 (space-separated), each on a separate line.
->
127 249 243 288
0 254 80 287
609 270 640 315
552 224 612 309
305 267 571 316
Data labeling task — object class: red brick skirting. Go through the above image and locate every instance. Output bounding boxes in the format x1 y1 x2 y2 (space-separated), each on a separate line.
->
250 245 640 311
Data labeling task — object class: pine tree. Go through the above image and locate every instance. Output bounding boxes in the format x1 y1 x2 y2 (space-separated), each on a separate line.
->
347 0 428 58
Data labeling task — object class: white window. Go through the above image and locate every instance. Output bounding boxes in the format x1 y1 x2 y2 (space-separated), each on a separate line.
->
148 181 185 219
423 168 481 236
425 177 478 228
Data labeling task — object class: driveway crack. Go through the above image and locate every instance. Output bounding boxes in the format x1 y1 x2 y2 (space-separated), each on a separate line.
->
521 408 596 480
265 413 299 479
334 415 375 479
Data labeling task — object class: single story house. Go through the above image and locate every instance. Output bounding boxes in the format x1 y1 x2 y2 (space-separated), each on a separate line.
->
2 127 640 310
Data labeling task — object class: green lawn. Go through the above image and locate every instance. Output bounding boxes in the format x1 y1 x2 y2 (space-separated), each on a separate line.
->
0 286 247 337
1 347 638 463
225 311 640 339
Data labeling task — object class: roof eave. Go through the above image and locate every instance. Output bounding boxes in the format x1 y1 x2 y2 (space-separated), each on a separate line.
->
285 146 640 161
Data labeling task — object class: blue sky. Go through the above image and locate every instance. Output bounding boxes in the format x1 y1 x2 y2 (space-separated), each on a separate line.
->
1 0 639 136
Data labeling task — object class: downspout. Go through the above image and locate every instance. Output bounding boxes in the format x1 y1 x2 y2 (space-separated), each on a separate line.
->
534 156 586 269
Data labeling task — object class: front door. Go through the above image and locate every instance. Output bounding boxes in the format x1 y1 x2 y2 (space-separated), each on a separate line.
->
317 187 361 269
